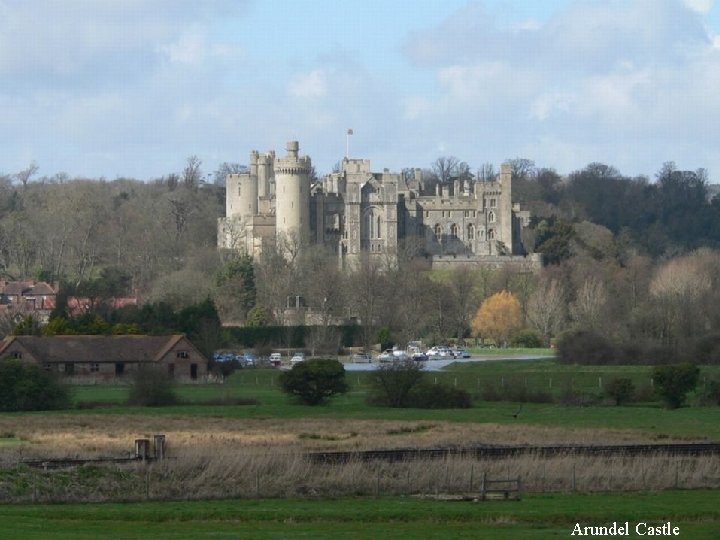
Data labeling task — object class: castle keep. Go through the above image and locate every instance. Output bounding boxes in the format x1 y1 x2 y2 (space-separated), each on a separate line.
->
218 141 539 270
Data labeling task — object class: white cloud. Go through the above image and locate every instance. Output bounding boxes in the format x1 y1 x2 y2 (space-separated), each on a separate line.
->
684 0 715 13
288 70 328 99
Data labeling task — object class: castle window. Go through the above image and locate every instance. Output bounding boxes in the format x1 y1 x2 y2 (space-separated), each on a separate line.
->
464 210 470 218
490 198 497 207
467 224 475 240
238 185 241 196
488 229 495 239
450 224 458 238
377 216 382 239
488 211 496 223
434 223 442 239
425 210 429 218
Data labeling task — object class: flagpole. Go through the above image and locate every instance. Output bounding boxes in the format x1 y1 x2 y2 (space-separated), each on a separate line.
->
346 128 353 159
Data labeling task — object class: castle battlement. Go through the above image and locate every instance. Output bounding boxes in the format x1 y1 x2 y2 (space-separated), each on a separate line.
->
218 140 537 271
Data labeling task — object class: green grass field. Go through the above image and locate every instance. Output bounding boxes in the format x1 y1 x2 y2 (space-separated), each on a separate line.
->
57 360 720 440
1 490 719 539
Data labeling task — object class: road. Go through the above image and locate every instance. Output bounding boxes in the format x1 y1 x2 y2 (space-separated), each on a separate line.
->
343 354 553 372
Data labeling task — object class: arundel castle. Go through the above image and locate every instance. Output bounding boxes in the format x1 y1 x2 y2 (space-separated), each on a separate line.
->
218 141 541 271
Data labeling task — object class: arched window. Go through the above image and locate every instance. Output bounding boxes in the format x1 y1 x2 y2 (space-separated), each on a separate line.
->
488 211 496 223
434 223 442 239
467 224 474 240
488 229 495 240
450 223 458 238
377 216 382 239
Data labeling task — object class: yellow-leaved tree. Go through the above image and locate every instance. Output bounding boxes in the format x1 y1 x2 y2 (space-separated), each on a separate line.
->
471 290 522 347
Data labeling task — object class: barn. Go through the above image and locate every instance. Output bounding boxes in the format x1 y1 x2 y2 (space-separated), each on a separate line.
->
0 334 209 382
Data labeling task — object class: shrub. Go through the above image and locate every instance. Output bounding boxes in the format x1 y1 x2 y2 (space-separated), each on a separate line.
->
510 329 543 348
368 361 472 409
126 366 178 407
700 379 720 405
408 382 472 409
604 377 636 405
367 360 425 407
279 358 348 405
557 330 614 364
0 360 70 411
652 363 700 409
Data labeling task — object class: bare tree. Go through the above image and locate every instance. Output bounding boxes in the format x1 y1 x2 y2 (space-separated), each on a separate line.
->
431 156 461 184
182 156 202 189
477 162 496 182
526 278 565 346
213 162 246 186
15 162 39 190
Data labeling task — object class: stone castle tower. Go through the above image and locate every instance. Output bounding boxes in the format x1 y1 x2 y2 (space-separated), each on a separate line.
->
218 140 540 271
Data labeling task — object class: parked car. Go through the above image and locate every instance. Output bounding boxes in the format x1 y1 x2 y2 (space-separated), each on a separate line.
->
377 349 395 363
427 346 452 360
351 352 372 363
242 352 257 366
411 351 428 362
269 352 283 367
451 348 471 359
290 352 305 365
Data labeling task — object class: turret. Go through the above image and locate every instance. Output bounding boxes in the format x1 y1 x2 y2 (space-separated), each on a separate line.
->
274 141 311 243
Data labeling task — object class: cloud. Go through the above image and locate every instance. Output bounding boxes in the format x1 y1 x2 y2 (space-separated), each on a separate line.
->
398 0 720 177
288 70 328 99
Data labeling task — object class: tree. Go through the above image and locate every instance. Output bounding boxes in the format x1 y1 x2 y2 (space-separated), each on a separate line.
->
0 359 70 411
182 155 202 189
526 277 564 346
653 364 700 409
368 360 471 409
471 290 522 347
279 358 348 405
15 161 39 190
431 156 461 184
605 377 635 405
368 360 425 407
213 162 247 186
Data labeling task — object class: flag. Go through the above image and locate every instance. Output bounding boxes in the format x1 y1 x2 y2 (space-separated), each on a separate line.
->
347 128 353 135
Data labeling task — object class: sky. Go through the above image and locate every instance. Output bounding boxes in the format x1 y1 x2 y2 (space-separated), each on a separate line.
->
2 0 720 182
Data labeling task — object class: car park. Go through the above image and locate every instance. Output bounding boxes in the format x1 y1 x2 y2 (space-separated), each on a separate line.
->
351 352 372 363
241 352 257 366
451 348 471 359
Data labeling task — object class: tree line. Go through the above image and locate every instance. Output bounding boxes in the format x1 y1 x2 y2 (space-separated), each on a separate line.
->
1 157 720 364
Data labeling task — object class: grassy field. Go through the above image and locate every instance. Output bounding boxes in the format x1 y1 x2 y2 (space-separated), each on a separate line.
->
1 490 719 539
55 360 720 441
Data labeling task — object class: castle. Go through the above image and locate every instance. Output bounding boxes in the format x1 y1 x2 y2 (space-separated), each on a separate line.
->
218 141 540 270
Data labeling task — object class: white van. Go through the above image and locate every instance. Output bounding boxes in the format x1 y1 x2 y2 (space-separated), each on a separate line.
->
269 352 282 367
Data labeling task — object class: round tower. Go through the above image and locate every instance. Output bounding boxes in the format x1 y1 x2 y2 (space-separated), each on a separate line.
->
226 172 257 220
274 141 311 242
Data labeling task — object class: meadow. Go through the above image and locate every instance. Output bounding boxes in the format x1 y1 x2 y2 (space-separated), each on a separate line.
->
1 357 720 526
1 490 720 539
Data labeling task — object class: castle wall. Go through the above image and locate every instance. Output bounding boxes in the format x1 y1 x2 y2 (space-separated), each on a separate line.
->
219 140 535 274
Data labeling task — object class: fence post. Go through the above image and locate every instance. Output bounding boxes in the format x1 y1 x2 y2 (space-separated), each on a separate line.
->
481 472 487 500
572 465 576 492
255 472 260 497
376 468 381 495
469 464 474 491
675 462 679 489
